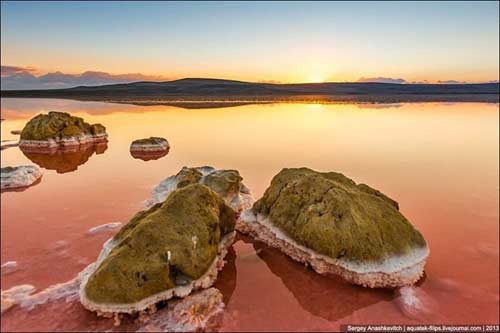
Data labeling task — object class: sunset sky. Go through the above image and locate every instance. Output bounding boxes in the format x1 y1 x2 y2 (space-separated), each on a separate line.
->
1 1 499 86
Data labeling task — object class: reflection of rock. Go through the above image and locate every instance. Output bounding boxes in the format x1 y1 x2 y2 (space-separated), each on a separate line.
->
137 288 225 332
239 168 429 288
252 239 390 321
0 141 19 151
213 244 237 305
21 143 108 173
19 111 107 150
1 165 42 191
148 166 254 214
131 149 169 161
80 184 236 315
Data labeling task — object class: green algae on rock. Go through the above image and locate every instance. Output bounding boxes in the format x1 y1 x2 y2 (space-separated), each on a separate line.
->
238 167 429 288
19 111 107 150
148 166 254 214
80 183 236 314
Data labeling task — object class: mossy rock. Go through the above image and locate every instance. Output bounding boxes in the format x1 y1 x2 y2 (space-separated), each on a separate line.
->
203 170 243 199
173 167 243 199
253 168 426 262
131 137 169 146
20 111 106 141
84 184 236 304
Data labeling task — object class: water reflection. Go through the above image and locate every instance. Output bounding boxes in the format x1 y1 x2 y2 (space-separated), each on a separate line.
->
251 239 393 321
130 148 169 161
0 177 42 193
214 244 238 305
20 143 108 174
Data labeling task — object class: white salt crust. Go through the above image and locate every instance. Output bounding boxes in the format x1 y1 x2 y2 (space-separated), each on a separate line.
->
19 133 108 149
136 287 225 332
146 166 254 214
237 209 429 288
130 139 170 153
1 277 81 313
86 222 123 235
1 273 224 333
79 232 235 315
1 261 18 275
1 165 43 190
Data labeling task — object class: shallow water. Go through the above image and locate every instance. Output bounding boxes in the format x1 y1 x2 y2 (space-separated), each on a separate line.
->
1 98 499 331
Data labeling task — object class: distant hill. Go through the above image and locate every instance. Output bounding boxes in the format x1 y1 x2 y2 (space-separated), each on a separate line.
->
1 78 499 103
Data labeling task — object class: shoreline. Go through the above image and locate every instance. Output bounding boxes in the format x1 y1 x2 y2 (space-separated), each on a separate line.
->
1 94 499 107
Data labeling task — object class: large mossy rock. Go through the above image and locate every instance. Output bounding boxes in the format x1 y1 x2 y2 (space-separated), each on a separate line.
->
20 111 106 141
84 184 236 304
253 168 426 262
175 167 243 198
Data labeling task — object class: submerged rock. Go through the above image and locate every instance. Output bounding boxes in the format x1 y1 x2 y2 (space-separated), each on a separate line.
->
238 168 429 288
1 165 42 191
1 261 18 275
394 286 437 321
19 111 107 150
148 166 254 215
80 184 236 315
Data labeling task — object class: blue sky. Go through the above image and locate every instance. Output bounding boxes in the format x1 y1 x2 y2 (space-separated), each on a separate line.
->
1 1 499 84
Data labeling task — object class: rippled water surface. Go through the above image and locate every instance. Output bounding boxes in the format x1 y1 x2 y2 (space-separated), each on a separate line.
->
1 99 499 331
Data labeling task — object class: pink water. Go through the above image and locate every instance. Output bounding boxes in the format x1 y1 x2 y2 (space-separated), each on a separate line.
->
1 99 499 331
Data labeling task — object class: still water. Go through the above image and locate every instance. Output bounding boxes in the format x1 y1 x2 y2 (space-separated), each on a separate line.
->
1 98 499 331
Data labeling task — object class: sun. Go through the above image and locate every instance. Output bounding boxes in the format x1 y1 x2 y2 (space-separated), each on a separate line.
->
306 74 325 83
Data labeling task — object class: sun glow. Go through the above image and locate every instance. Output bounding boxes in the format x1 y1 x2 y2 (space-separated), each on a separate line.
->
306 74 325 83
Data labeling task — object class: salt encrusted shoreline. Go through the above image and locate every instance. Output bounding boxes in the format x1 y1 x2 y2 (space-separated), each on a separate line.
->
146 166 254 214
79 231 235 315
0 165 43 191
136 287 225 332
237 210 429 288
19 133 108 150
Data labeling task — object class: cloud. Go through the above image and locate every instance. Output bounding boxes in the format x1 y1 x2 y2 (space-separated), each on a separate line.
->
356 77 407 84
1 65 38 77
437 80 467 84
1 67 168 90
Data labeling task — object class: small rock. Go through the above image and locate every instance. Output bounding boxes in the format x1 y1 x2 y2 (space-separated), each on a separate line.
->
1 165 43 191
1 261 18 275
130 137 170 161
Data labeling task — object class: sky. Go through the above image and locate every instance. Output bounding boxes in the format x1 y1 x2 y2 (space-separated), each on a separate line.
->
1 1 499 88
